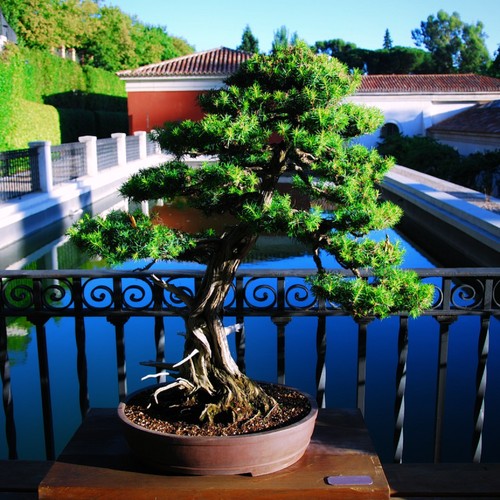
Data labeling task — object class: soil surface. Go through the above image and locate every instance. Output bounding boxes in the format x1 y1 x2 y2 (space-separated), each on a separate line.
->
124 383 311 437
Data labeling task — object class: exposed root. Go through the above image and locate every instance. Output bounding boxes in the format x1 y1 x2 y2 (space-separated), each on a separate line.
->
152 378 195 405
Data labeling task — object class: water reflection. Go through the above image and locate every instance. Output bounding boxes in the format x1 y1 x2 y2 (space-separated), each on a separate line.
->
10 196 494 464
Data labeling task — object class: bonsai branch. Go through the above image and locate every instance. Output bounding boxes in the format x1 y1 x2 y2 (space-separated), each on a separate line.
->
150 274 194 310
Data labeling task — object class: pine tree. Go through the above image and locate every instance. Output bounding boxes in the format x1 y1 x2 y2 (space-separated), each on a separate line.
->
272 25 289 50
237 25 259 54
412 10 491 73
383 29 393 50
69 43 434 424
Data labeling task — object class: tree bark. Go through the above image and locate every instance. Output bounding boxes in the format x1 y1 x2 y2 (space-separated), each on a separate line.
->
174 223 275 423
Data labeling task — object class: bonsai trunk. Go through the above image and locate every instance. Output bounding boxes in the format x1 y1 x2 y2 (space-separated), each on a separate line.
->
174 223 276 424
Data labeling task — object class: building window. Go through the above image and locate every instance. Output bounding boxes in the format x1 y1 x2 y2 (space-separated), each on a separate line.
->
380 122 400 138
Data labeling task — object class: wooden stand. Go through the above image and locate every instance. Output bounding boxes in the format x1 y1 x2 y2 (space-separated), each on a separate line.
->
39 408 389 499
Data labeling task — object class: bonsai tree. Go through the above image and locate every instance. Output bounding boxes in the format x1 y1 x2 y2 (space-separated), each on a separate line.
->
69 43 434 426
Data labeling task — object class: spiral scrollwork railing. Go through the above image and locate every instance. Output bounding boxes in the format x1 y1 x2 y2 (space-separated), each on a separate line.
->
0 268 499 463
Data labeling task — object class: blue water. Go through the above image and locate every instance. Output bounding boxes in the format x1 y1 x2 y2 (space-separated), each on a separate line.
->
3 225 500 464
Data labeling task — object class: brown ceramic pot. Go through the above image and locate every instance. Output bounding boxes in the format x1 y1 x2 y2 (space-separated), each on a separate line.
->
117 384 318 476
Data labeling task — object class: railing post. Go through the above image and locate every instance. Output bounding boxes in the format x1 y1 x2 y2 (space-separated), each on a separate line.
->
29 141 53 193
134 131 147 160
235 276 246 374
433 315 456 463
271 316 291 385
394 315 409 463
72 277 89 420
355 316 374 416
0 314 17 459
111 133 127 166
78 136 98 177
153 279 167 383
473 314 490 463
315 315 327 408
107 276 129 400
27 279 56 461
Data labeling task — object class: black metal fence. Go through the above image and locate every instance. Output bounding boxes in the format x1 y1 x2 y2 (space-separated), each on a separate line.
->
125 136 141 163
51 143 87 186
96 138 119 172
146 137 158 156
0 148 40 201
0 268 499 463
0 135 163 202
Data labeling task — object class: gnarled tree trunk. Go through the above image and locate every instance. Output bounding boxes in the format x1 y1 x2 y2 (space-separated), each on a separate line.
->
175 223 276 423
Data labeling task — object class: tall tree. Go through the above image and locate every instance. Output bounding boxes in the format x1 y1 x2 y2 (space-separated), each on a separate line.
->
1 0 193 70
313 39 357 56
459 22 490 73
271 25 300 51
489 45 500 77
383 29 393 50
412 10 490 73
81 5 137 71
237 24 259 54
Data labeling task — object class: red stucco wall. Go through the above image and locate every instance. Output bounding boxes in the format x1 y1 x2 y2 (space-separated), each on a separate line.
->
127 91 206 134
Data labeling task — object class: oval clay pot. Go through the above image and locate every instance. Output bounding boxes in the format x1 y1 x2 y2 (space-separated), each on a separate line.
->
118 384 318 476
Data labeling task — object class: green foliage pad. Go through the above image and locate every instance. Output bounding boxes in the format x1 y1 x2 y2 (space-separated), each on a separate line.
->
71 43 434 319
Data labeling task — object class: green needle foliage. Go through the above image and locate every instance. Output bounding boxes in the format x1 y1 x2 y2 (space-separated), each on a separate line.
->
70 42 434 318
69 43 434 423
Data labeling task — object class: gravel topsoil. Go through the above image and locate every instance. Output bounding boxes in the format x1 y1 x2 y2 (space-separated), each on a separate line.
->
124 383 312 437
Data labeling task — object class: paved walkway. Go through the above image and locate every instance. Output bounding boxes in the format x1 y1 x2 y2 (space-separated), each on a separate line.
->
392 165 500 215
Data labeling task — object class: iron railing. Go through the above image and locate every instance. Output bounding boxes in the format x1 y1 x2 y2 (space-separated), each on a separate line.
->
0 268 499 463
51 143 87 185
96 138 118 171
0 149 40 201
125 136 141 162
146 137 158 156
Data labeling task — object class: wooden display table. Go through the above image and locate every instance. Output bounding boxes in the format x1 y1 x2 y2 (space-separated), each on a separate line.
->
39 408 389 499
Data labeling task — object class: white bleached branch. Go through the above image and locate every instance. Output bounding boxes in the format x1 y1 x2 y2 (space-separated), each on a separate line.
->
224 323 243 336
173 349 200 368
141 371 170 381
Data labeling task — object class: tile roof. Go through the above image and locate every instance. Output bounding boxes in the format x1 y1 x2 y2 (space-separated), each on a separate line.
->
358 74 500 93
117 47 253 77
428 100 500 135
118 48 500 94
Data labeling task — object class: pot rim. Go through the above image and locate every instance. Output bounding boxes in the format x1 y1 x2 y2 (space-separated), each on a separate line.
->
118 381 319 441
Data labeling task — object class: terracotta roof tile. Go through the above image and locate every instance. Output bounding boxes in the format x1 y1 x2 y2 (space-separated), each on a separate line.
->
118 49 500 95
117 47 253 77
358 74 500 93
428 100 500 135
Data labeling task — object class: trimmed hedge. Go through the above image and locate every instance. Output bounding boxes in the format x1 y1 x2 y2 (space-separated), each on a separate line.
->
0 45 127 150
3 98 60 151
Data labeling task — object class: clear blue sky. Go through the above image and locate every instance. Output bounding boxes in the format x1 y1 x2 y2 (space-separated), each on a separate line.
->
108 0 500 57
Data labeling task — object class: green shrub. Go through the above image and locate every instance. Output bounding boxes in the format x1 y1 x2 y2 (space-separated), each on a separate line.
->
0 45 128 150
0 45 23 148
20 47 86 104
377 134 500 193
84 66 126 102
458 149 500 194
4 99 61 150
377 134 460 179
